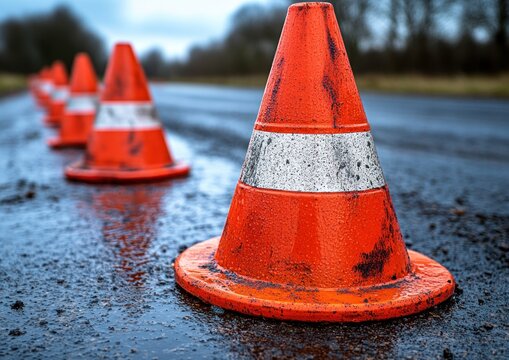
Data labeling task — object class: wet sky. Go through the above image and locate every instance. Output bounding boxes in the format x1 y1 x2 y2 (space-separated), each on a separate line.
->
0 0 273 59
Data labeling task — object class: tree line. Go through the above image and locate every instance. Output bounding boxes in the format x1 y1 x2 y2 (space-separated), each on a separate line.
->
170 0 508 77
0 6 106 75
0 1 507 78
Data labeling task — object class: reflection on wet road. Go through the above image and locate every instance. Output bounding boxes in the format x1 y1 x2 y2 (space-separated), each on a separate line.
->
88 187 166 286
0 85 508 359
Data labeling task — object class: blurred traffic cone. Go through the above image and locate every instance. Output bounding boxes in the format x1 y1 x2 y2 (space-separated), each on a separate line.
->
48 53 98 148
175 2 455 322
65 43 190 183
37 67 53 109
44 61 68 127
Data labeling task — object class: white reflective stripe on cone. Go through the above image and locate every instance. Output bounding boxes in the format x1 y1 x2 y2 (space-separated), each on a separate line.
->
66 95 97 113
51 87 68 101
240 130 386 193
40 81 53 94
94 102 161 130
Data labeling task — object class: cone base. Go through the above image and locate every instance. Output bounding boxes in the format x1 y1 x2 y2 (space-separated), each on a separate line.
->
175 237 455 322
65 160 190 183
47 137 86 149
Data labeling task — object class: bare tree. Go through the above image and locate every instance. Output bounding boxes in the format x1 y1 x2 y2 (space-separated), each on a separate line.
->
387 0 400 51
0 6 106 74
175 0 507 77
141 48 170 79
494 0 508 69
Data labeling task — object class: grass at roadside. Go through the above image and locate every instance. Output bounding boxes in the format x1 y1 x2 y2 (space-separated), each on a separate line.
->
2 72 506 98
0 73 26 96
169 75 268 88
357 74 509 98
171 74 509 98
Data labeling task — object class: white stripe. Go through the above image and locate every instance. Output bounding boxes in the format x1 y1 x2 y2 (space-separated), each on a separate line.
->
94 102 161 130
40 81 53 94
51 87 68 101
66 95 97 113
240 130 385 192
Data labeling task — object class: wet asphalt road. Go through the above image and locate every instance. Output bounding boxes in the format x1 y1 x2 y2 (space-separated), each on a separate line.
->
1 83 508 359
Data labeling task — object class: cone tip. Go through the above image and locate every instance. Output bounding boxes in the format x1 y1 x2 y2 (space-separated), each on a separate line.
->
51 60 68 85
289 2 333 11
101 41 150 102
75 52 89 60
70 52 97 94
113 42 134 50
73 52 93 68
52 60 64 68
110 42 136 61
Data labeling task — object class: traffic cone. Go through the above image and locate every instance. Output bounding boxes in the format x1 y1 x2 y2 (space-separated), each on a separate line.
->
37 67 53 109
48 53 98 148
44 61 68 127
175 2 455 322
65 43 190 183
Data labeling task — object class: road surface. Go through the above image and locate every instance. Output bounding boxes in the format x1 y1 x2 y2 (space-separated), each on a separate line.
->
0 83 508 359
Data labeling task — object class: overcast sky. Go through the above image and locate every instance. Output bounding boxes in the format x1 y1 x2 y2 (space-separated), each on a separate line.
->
0 0 274 59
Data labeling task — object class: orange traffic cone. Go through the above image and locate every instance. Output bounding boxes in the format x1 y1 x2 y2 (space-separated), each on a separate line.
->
65 43 190 183
175 2 455 322
48 53 98 148
44 61 68 127
37 67 53 109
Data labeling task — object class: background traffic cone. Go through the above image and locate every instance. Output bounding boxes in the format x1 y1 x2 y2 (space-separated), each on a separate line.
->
175 2 455 322
65 43 190 183
37 67 53 109
48 53 98 148
44 61 68 127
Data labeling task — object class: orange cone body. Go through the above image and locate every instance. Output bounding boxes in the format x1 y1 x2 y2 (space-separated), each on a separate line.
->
48 53 98 148
65 43 190 183
44 61 68 127
175 2 455 322
37 67 53 109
